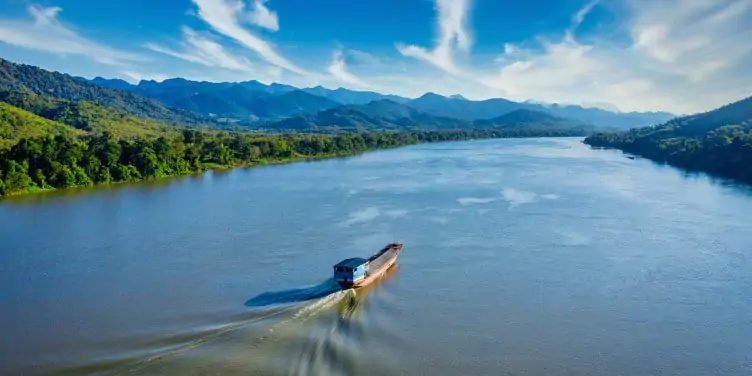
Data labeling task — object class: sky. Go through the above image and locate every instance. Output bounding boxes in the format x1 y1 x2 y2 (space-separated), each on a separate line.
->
0 0 750 114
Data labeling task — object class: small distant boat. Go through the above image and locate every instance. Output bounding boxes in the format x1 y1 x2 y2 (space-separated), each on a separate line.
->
627 156 635 160
333 243 403 288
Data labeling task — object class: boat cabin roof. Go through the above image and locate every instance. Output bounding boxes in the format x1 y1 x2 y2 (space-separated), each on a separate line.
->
334 257 367 269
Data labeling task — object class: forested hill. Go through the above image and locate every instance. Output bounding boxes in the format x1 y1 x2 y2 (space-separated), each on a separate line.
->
0 59 209 127
0 90 172 145
0 101 84 150
584 95 752 184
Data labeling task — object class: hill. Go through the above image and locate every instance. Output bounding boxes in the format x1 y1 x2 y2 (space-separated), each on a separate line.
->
0 59 208 127
584 95 752 184
0 101 84 149
0 90 172 140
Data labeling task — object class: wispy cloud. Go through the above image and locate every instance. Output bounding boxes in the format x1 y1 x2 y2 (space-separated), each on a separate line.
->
0 5 143 65
248 0 279 32
328 50 373 89
565 0 600 42
145 26 282 81
191 0 308 76
396 0 472 75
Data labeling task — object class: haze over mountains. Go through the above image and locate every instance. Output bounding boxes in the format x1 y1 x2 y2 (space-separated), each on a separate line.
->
81 67 675 131
1 58 676 133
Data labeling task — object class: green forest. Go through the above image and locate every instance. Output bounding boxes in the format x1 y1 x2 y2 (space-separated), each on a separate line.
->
584 96 752 184
0 129 519 196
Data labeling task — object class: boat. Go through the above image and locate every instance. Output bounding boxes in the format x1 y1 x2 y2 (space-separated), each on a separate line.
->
333 243 403 288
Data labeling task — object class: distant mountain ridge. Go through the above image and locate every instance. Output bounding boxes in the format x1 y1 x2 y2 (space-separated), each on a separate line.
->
82 68 675 130
1 58 678 131
407 92 675 130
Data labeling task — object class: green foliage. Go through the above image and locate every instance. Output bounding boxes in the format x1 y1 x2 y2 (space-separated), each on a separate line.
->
0 129 517 196
584 95 752 184
0 90 172 140
0 101 84 150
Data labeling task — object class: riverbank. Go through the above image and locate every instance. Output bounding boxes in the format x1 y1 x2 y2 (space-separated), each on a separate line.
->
2 129 570 198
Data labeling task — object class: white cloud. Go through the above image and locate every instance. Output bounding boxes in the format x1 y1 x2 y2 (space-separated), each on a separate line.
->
394 0 751 113
248 0 279 32
482 0 752 113
145 27 282 82
396 0 472 75
0 5 143 65
328 50 373 89
191 0 309 76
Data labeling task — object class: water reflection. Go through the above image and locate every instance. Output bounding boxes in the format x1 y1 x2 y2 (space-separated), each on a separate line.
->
338 265 399 321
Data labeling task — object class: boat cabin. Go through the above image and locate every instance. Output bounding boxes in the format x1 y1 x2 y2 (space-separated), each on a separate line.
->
333 257 367 284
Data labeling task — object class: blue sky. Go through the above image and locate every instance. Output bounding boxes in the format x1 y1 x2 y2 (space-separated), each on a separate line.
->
0 0 750 113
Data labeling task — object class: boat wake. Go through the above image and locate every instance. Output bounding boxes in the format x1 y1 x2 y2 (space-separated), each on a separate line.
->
105 281 357 375
68 271 398 375
245 279 343 307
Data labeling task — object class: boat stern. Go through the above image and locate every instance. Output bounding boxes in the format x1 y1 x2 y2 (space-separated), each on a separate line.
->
333 257 367 289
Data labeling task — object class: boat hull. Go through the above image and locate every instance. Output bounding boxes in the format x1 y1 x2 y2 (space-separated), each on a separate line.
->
338 244 401 289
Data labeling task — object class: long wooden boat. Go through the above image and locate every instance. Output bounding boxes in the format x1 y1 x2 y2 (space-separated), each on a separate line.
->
333 243 403 288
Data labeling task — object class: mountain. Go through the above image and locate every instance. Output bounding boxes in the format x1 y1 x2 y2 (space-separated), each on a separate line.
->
89 77 134 91
584 95 752 184
88 78 340 120
0 59 208 127
302 86 409 105
409 93 525 120
475 109 591 130
409 92 675 130
4 55 673 130
245 90 341 119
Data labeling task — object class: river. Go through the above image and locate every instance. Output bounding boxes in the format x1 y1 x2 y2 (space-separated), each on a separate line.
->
1 137 751 376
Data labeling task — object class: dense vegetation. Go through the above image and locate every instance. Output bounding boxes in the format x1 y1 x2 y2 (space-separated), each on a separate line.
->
0 90 171 141
0 59 209 127
0 129 515 196
584 96 752 184
0 102 84 150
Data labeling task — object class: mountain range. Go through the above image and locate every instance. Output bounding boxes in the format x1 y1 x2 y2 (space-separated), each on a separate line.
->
1 58 676 133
